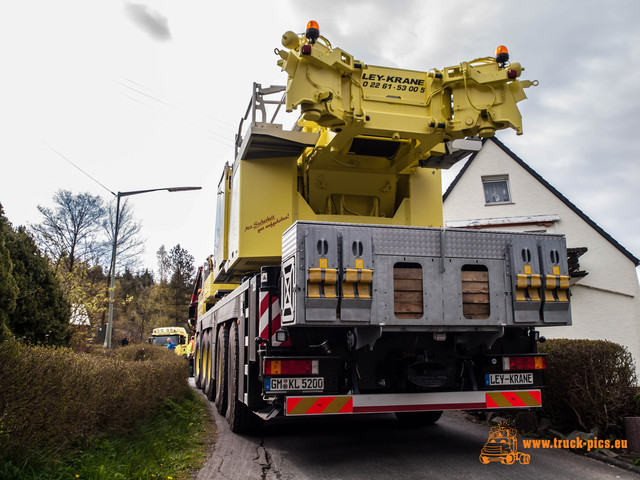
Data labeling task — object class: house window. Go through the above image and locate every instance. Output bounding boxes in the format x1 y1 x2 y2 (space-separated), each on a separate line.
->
482 176 511 205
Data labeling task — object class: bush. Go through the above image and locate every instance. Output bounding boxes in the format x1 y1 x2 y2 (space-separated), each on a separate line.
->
539 338 638 436
0 340 190 462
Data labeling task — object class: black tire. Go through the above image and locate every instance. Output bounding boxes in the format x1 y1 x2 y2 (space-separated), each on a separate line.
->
204 331 216 400
194 332 203 389
395 410 443 425
214 324 229 415
226 321 254 433
200 331 209 394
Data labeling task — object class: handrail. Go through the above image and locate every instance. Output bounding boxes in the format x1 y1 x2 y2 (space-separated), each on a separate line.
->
235 83 287 158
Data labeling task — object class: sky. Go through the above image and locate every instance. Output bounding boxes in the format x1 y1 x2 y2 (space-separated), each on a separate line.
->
1 0 639 276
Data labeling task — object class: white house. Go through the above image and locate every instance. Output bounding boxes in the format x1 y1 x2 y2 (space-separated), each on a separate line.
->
443 137 640 367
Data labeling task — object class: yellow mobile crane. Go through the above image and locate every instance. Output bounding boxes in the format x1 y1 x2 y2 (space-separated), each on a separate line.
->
190 22 570 432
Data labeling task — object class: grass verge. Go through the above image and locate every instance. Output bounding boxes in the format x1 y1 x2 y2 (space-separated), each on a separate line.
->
0 390 215 480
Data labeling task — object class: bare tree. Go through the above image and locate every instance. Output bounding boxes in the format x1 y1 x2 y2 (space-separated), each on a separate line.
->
32 190 105 272
32 190 146 275
100 198 145 275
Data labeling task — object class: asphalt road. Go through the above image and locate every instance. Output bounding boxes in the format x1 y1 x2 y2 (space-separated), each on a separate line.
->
190 380 638 480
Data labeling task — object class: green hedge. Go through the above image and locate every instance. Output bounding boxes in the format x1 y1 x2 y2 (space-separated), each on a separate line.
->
539 338 638 436
0 341 190 461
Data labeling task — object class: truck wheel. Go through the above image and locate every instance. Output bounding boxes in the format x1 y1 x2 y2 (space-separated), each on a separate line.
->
204 331 216 400
479 455 490 464
518 453 530 465
200 331 209 394
200 331 208 393
226 321 254 433
194 332 203 389
214 324 229 415
395 410 443 425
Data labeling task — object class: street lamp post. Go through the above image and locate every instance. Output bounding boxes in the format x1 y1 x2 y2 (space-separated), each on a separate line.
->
103 186 201 348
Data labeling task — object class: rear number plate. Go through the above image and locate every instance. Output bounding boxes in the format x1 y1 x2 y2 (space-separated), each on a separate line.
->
486 373 533 386
265 377 324 392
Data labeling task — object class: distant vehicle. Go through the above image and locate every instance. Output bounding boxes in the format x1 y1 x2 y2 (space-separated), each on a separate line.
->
151 327 189 357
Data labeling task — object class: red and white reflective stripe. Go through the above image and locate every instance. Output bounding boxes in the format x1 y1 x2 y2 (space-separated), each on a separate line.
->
287 396 353 415
285 390 542 416
485 390 541 408
259 291 291 347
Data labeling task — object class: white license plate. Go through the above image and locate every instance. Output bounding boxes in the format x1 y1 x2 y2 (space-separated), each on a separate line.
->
486 373 534 386
265 377 324 392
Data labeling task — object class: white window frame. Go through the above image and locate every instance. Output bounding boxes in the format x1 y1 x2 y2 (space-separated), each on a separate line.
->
482 175 512 205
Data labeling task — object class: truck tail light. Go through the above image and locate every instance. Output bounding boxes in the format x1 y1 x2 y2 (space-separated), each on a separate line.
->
264 359 319 375
502 356 546 371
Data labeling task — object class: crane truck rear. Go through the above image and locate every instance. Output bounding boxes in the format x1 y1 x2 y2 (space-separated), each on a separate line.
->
189 22 571 433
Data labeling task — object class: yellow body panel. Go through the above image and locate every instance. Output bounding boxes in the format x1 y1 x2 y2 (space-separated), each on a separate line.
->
202 273 238 306
223 156 298 281
409 168 443 227
213 165 233 281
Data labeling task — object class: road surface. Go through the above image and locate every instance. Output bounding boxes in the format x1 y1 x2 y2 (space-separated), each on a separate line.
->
190 380 638 479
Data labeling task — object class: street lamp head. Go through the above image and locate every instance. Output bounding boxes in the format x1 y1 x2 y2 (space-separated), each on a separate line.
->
119 186 202 197
167 186 202 193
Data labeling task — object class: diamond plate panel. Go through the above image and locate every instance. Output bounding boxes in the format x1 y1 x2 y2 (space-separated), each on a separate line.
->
372 226 442 257
279 222 568 328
